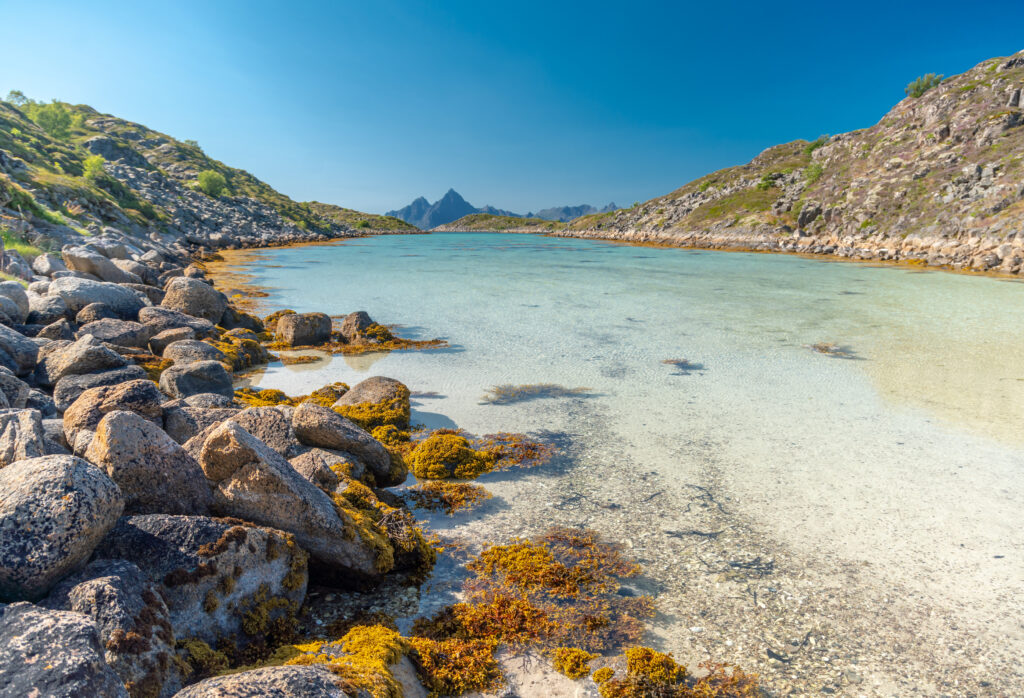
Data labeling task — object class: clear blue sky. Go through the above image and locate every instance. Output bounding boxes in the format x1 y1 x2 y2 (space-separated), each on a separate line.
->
3 1 1023 214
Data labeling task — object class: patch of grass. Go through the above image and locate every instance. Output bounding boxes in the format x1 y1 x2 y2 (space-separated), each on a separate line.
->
0 227 46 260
805 162 824 183
691 187 778 222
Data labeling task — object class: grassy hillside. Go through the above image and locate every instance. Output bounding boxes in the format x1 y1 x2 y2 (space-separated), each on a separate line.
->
306 201 419 232
432 213 567 232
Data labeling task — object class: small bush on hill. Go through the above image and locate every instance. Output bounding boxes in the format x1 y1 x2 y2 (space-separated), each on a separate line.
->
197 170 228 197
30 100 72 139
905 73 944 98
83 154 106 182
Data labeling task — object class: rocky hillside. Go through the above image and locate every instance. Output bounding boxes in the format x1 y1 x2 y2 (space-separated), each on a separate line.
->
432 212 566 232
0 95 409 276
562 51 1024 275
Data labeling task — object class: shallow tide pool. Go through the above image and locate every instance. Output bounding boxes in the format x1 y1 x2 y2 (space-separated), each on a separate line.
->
213 232 1024 695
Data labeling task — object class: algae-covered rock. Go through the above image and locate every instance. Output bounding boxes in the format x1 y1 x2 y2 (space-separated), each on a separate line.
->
195 421 385 580
0 602 129 697
407 433 496 480
331 376 411 430
41 559 175 698
337 310 374 342
93 514 308 649
0 455 124 601
84 410 212 516
290 447 367 490
275 311 331 346
292 402 392 482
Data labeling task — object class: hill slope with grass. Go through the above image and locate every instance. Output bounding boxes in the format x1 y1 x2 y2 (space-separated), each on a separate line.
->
431 213 567 232
561 52 1024 274
0 93 403 274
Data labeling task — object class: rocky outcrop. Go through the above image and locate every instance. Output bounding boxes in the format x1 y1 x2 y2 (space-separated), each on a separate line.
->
292 402 392 481
84 410 212 515
0 602 129 697
275 311 332 346
0 455 123 601
161 278 227 324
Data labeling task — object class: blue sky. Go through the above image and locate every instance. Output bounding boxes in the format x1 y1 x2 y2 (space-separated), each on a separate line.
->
3 1 1023 214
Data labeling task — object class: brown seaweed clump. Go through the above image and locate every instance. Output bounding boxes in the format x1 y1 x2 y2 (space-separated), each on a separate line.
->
593 648 760 697
407 433 497 480
480 383 592 405
406 481 492 515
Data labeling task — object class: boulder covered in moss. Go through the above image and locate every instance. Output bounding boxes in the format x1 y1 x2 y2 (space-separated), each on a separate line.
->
275 312 331 346
172 665 350 698
0 602 128 697
337 310 374 342
292 402 390 479
194 421 388 579
289 447 367 489
93 515 308 650
407 433 496 480
0 455 124 601
84 410 212 516
40 559 176 697
331 376 411 430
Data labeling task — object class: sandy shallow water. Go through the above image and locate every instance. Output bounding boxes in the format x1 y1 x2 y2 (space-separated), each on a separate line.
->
209 233 1024 696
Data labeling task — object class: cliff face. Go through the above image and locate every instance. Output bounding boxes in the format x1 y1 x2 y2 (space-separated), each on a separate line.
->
0 99 411 270
564 51 1024 274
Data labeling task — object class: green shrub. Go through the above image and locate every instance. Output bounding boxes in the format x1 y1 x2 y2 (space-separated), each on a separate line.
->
805 162 823 183
30 101 72 139
197 170 227 197
83 155 106 182
905 73 944 98
755 174 777 191
5 90 27 107
803 135 828 155
356 219 371 228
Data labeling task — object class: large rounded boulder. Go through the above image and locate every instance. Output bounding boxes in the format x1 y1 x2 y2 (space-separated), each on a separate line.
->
161 277 226 324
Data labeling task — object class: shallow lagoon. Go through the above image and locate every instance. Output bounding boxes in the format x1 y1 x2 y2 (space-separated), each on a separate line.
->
217 233 1024 695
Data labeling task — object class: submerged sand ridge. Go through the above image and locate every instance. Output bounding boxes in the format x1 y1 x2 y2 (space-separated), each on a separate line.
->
208 232 1024 696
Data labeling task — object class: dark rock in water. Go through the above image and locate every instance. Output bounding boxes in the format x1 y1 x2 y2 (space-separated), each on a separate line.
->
159 360 234 400
77 318 154 348
338 310 374 343
194 421 384 579
93 514 308 648
160 277 226 324
139 306 216 337
0 455 124 601
292 402 391 481
40 559 176 696
0 602 128 697
0 324 39 377
54 364 150 413
163 339 228 366
275 312 331 346
0 408 46 467
84 410 212 516
76 302 119 325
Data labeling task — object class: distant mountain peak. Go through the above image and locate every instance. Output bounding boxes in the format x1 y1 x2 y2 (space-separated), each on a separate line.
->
386 191 618 229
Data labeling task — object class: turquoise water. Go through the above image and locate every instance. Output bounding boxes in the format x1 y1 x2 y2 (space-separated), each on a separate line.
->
223 233 1024 688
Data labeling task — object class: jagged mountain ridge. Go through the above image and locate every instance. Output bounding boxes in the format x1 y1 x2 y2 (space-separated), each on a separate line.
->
558 51 1024 274
387 189 618 228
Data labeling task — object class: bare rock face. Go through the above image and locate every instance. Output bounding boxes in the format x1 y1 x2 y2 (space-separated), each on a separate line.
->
36 334 128 387
292 402 392 482
163 405 239 444
63 245 139 284
172 665 349 698
63 379 165 449
28 293 68 325
54 364 151 414
37 317 74 340
0 455 124 601
76 302 119 325
0 408 46 467
32 252 68 276
40 559 176 697
48 276 150 319
159 360 234 400
84 411 212 516
139 306 216 337
275 312 331 346
196 421 384 579
93 514 308 649
231 405 301 458
163 339 228 366
161 277 226 324
0 370 30 409
0 323 39 377
76 318 154 348
0 281 29 324
0 602 129 697
149 327 196 355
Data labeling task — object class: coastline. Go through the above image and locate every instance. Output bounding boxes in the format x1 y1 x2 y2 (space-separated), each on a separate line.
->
206 233 1024 697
